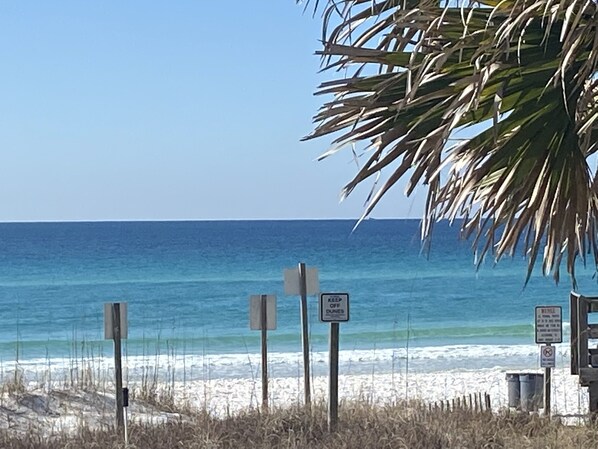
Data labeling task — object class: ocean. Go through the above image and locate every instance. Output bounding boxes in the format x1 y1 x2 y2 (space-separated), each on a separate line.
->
0 220 590 381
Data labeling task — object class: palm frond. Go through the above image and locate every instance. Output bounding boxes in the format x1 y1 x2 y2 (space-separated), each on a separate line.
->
304 0 598 284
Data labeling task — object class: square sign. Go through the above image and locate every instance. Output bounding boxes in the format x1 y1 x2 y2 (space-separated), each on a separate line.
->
249 295 277 330
319 293 350 322
104 302 128 340
283 267 320 296
535 306 562 344
540 345 556 368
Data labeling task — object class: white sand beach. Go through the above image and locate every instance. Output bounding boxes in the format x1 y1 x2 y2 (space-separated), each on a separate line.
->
176 367 588 417
0 366 589 434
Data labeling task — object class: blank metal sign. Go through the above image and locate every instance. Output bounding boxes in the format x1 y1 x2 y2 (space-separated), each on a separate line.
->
104 302 128 340
249 295 277 330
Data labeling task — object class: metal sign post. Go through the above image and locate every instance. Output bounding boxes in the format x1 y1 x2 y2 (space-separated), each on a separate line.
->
328 322 340 431
123 387 129 446
283 263 319 407
540 345 555 416
320 293 350 432
298 263 310 407
250 294 276 412
535 306 562 417
104 302 128 435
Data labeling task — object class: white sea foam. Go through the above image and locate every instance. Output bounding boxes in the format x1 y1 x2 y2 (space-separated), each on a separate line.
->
1 342 571 384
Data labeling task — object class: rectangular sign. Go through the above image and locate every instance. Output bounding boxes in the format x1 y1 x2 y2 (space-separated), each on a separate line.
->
535 306 562 344
283 267 319 296
319 293 350 322
540 345 556 368
249 295 277 330
104 302 128 340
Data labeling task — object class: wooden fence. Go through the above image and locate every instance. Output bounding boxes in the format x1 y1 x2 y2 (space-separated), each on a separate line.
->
425 392 492 414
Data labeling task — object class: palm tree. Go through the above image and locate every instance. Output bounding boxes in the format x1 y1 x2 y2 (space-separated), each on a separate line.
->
303 0 598 285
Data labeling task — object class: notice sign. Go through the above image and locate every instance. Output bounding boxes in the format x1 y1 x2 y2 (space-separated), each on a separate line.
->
535 306 562 344
319 293 349 322
540 345 556 368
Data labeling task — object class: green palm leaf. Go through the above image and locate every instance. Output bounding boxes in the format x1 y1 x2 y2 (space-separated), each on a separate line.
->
303 0 598 285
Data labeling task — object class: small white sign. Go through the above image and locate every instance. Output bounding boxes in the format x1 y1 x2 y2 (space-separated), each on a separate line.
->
535 306 562 344
540 345 556 368
319 293 350 322
284 267 320 296
249 295 277 330
104 302 128 340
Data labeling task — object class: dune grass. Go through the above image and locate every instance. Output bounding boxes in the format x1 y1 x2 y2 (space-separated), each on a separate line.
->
0 334 591 448
1 399 597 449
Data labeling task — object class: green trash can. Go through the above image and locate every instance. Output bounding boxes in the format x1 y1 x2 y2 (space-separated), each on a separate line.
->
506 373 520 409
520 373 544 412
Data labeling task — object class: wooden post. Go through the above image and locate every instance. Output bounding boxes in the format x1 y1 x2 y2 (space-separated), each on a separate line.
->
123 387 129 446
570 293 580 375
261 294 269 412
579 298 589 370
590 382 598 420
328 322 339 432
112 303 124 433
299 262 311 406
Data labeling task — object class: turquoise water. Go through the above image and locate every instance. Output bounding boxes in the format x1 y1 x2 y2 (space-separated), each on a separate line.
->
0 220 588 378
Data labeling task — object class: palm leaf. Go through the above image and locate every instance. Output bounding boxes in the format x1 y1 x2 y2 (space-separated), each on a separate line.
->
303 0 598 284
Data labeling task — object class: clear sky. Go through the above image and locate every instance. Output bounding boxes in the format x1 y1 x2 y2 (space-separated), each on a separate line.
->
0 1 426 221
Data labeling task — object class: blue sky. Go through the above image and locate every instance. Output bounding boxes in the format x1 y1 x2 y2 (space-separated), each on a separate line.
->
0 1 425 221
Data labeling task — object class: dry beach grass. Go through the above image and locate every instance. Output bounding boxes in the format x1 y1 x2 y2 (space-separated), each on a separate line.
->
2 397 598 449
0 366 591 448
0 343 591 448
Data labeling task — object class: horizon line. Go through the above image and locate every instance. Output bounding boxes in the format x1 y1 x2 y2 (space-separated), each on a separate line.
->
0 217 426 224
